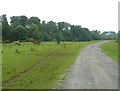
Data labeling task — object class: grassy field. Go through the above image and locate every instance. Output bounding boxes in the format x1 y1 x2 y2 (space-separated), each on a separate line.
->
2 41 98 89
100 41 118 63
0 43 2 88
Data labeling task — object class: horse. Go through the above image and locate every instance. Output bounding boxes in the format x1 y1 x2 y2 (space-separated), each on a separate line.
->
32 40 40 45
57 41 60 44
14 41 20 45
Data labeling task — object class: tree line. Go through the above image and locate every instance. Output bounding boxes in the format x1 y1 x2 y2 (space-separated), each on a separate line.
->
0 14 118 42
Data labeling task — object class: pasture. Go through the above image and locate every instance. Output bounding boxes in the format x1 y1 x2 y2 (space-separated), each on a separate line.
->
0 43 2 88
100 41 118 63
2 41 98 89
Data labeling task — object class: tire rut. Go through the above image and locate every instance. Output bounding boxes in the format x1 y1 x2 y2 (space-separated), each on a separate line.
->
1 52 56 88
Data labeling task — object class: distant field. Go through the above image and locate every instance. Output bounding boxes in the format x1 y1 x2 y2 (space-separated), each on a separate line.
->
2 41 98 89
100 41 118 63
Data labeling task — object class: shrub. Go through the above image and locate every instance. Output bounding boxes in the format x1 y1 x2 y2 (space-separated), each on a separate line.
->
2 40 11 43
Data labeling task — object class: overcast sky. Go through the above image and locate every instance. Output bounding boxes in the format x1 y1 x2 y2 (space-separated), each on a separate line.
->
0 0 119 32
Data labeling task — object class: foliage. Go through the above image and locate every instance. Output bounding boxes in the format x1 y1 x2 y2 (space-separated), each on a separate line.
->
1 14 10 41
1 14 118 42
100 31 117 40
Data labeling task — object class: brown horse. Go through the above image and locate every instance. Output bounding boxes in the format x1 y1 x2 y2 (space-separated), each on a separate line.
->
32 40 40 45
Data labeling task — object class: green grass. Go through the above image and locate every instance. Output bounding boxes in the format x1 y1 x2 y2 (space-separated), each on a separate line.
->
0 43 2 85
2 41 98 89
100 41 118 63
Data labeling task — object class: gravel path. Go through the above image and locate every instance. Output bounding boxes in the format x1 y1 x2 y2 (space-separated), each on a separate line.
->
63 41 118 89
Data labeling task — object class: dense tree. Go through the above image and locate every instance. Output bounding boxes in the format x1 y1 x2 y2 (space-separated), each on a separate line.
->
42 32 50 41
10 15 28 27
1 14 117 42
13 25 27 40
10 16 21 27
71 25 84 41
91 30 101 40
62 30 72 41
28 24 41 40
28 17 40 25
58 22 70 31
100 31 117 40
58 22 65 31
19 15 28 26
81 28 93 41
1 14 10 41
44 21 58 41
53 32 63 41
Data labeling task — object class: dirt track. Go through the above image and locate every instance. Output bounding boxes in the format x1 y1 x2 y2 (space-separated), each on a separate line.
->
63 41 118 89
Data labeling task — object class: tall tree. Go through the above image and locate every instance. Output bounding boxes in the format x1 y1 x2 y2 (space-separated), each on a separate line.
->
10 16 20 27
2 14 111 42
2 14 10 41
28 17 40 25
46 21 58 41
19 15 28 26
91 30 101 40
10 15 28 27
53 32 63 41
13 25 27 40
28 24 41 40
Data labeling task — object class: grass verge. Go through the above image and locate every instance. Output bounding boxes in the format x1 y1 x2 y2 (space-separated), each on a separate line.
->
100 40 118 63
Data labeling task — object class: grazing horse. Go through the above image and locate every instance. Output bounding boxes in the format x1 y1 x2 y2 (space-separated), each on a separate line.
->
14 41 20 45
57 41 60 44
32 40 40 45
